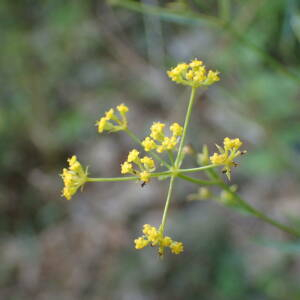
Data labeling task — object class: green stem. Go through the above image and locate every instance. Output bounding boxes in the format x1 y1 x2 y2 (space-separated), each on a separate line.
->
219 182 300 237
178 174 220 185
125 128 141 144
175 87 197 168
87 176 138 182
167 150 175 164
88 170 173 183
160 176 176 233
87 166 218 184
158 87 198 233
180 165 216 174
184 168 300 237
218 0 230 23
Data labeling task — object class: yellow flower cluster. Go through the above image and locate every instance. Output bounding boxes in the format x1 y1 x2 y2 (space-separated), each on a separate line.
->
142 122 183 153
134 224 184 256
167 59 220 88
60 156 88 200
121 149 156 183
210 137 246 179
96 104 129 133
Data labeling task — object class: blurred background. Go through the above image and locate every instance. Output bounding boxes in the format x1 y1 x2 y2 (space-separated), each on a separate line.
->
1 0 300 299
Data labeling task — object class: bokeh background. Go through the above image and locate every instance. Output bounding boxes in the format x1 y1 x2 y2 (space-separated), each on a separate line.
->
1 0 300 299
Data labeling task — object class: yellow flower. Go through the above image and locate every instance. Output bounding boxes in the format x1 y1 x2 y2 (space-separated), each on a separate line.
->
143 122 183 153
60 155 88 200
134 224 184 256
134 237 149 249
142 137 157 152
150 122 165 141
140 171 151 182
163 136 177 150
142 224 153 235
141 156 155 170
167 59 220 88
170 242 184 254
96 104 129 133
223 137 242 151
209 137 246 179
121 150 156 183
170 122 183 137
210 153 227 165
105 108 115 120
117 103 129 114
127 149 140 163
161 236 172 247
121 161 133 174
96 117 113 133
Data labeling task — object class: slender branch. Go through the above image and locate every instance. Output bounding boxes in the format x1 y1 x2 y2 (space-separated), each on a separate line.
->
160 176 176 233
179 164 216 174
218 182 300 237
178 174 220 185
87 176 138 182
175 87 197 168
182 168 300 237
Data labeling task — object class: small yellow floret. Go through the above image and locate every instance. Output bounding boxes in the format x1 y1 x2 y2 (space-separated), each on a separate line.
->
127 149 140 163
60 155 88 200
140 171 151 182
142 137 157 152
162 236 172 247
189 59 203 68
150 122 165 141
96 117 108 133
96 104 129 134
167 59 220 88
117 103 129 114
134 237 149 249
105 108 115 120
121 161 133 174
170 242 184 254
142 224 153 235
135 224 184 256
210 153 227 165
162 136 177 150
209 137 246 179
223 137 242 151
170 122 183 137
141 156 155 170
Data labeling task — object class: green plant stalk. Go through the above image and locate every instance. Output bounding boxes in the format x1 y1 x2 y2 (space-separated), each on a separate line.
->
87 165 217 183
87 176 139 182
160 87 198 234
218 181 300 237
219 0 230 22
188 168 300 237
178 173 221 185
160 175 176 233
175 87 197 168
87 170 171 182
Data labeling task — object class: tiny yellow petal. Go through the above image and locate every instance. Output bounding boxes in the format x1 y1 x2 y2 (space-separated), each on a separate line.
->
127 149 140 163
170 242 184 254
121 161 133 174
117 103 129 114
170 122 183 137
140 171 151 182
